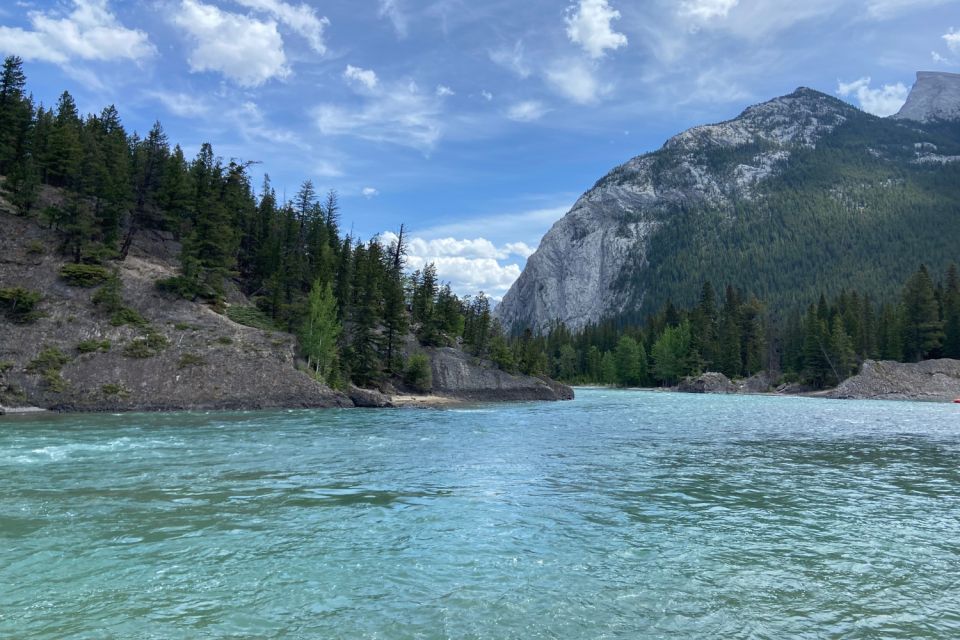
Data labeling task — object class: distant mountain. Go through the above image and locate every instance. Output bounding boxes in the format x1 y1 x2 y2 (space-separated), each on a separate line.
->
496 72 960 333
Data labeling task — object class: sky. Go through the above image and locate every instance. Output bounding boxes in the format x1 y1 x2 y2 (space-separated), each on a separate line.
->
1 0 958 299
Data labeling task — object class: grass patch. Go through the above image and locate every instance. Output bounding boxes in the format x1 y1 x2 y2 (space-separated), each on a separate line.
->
76 339 111 354
59 263 111 287
215 336 234 345
26 346 71 392
122 332 169 359
225 305 280 331
0 361 13 374
0 287 42 324
177 353 206 369
26 240 44 255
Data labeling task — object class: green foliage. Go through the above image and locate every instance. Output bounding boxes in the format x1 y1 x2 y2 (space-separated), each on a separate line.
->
101 383 129 397
178 353 206 369
110 307 149 328
651 321 692 386
76 339 110 354
215 336 234 345
225 305 280 331
26 346 71 392
122 332 168 358
58 263 110 287
403 354 433 393
299 280 340 383
0 287 42 323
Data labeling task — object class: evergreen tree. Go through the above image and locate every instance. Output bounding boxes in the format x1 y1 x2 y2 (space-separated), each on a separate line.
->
901 265 943 361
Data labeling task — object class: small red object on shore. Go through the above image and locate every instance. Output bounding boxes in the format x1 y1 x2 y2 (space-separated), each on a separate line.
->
954 399 960 404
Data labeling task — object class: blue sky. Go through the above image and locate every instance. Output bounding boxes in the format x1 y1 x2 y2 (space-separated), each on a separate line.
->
1 0 957 298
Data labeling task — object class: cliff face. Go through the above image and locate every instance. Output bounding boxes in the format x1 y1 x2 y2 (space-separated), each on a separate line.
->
495 88 856 333
894 71 960 123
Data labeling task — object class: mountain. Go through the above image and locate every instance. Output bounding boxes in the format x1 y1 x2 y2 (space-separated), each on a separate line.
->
894 71 960 123
496 73 960 333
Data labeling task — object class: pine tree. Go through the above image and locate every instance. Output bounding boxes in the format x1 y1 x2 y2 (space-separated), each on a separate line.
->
901 265 943 361
614 336 645 387
943 263 960 359
651 320 691 386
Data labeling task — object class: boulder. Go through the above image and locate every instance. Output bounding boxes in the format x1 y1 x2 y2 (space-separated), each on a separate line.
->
678 372 735 394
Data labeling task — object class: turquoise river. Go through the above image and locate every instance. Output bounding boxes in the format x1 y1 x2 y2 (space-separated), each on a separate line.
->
2 389 960 638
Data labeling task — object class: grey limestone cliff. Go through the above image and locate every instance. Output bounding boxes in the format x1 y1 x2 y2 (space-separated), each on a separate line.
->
894 71 960 123
495 88 855 333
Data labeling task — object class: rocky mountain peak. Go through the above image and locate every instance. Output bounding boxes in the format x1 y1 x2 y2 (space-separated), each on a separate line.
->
893 71 960 122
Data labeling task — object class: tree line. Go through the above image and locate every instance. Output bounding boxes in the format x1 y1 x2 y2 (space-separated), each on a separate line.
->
508 263 960 389
0 56 514 390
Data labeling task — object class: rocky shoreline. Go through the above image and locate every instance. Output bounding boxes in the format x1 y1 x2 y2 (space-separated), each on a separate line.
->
0 206 572 416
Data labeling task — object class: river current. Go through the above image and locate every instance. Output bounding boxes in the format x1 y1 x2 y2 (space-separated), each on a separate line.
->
2 389 960 638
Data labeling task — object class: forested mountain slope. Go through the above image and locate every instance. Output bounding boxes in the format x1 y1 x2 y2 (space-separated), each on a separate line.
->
496 72 960 333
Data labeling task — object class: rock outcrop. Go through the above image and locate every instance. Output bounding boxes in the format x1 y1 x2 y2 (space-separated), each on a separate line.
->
677 372 736 394
894 71 960 123
495 88 857 333
426 347 574 402
830 359 960 401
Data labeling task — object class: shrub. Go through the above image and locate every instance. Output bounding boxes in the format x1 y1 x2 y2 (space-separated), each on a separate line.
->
101 383 129 397
110 307 149 328
403 354 433 393
178 353 206 369
59 263 111 287
122 332 168 359
216 336 234 345
225 305 280 331
26 346 71 392
0 360 13 374
26 240 45 255
156 276 202 299
0 287 42 324
76 339 111 354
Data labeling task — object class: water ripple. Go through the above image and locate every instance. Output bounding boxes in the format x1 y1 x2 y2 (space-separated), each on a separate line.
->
2 391 960 638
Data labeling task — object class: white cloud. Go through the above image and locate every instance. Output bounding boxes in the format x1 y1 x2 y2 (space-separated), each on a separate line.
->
362 187 379 198
489 41 532 78
865 0 949 19
145 90 209 117
315 160 344 178
313 78 444 150
0 0 154 65
564 0 628 59
234 0 329 54
932 50 949 64
173 0 289 87
507 100 549 122
837 76 909 117
379 233 534 298
680 0 738 20
546 59 608 104
378 0 408 38
413 204 570 249
481 90 494 101
436 85 455 97
344 64 379 91
945 29 960 52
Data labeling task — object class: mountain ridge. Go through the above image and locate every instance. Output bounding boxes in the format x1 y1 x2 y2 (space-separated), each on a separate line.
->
496 76 960 333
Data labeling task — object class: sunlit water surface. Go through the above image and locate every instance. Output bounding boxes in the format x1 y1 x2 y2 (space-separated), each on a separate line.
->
2 389 960 638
